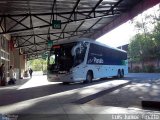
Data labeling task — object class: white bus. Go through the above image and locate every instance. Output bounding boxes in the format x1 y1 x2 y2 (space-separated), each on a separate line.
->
47 38 128 84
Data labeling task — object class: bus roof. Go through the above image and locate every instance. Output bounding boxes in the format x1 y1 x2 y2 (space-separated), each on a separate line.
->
52 38 127 53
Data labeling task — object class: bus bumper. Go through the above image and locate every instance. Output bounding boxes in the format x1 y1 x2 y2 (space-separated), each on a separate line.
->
47 73 74 82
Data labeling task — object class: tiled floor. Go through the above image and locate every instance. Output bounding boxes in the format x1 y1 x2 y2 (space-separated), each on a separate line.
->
0 74 160 120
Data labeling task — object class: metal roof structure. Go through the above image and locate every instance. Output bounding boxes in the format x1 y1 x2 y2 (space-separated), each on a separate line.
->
0 0 154 60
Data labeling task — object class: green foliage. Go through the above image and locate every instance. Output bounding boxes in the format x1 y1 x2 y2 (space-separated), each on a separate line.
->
128 33 156 62
27 58 47 71
130 65 155 73
129 7 160 63
129 6 160 72
155 68 160 73
133 66 141 73
152 22 160 58
143 65 155 73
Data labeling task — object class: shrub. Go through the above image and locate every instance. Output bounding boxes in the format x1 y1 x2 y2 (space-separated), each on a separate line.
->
155 68 160 73
134 66 141 73
143 65 155 73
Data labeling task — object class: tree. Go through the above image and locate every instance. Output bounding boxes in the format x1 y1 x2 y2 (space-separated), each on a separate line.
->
129 5 160 70
128 33 157 69
152 22 160 67
27 58 47 71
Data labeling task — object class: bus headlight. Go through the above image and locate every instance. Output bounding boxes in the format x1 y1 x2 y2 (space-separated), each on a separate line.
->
69 69 76 74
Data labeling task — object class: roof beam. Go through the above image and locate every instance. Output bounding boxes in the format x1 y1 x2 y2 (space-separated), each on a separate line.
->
7 16 29 31
18 36 33 46
0 11 120 35
15 32 93 48
92 0 160 39
69 0 104 38
58 0 81 39
80 0 124 38
25 49 49 56
25 46 35 53
33 15 50 25
0 10 121 17
81 19 103 38
88 0 104 18
12 29 95 37
48 0 57 39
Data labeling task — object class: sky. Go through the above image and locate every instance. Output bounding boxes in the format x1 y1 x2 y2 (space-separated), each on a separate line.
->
96 21 135 47
96 4 159 48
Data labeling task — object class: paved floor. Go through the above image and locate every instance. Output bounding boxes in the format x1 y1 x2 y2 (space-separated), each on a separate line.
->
88 73 160 109
0 73 160 120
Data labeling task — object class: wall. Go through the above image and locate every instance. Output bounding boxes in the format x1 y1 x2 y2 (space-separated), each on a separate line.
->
129 59 159 72
0 27 26 79
10 48 26 79
20 54 26 78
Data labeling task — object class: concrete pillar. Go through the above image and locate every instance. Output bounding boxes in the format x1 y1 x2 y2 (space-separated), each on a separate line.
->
19 54 26 78
19 55 21 79
10 49 26 79
10 49 19 79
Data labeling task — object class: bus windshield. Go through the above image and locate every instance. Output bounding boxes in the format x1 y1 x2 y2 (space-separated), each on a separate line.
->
48 41 88 73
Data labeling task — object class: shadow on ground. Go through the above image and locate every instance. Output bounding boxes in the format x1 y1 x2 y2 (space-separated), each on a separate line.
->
0 77 125 106
87 74 160 110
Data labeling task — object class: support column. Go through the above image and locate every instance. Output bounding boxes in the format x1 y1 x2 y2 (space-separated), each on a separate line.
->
11 49 20 79
19 55 21 79
19 54 26 79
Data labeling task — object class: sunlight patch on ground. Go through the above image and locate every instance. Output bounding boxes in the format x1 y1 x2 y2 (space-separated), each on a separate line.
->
0 99 36 114
0 79 130 114
78 80 129 95
18 75 60 90
0 89 76 114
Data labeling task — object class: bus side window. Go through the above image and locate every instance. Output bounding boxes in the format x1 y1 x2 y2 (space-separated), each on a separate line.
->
74 42 87 66
49 55 55 64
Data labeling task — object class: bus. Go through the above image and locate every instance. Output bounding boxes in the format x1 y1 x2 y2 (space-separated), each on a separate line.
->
47 38 128 84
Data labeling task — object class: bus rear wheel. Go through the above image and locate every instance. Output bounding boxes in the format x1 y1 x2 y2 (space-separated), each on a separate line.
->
62 82 70 85
85 71 93 83
117 70 121 79
120 69 124 78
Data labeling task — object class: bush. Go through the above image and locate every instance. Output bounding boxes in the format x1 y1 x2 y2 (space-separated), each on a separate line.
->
143 65 155 73
43 70 47 75
133 66 141 73
155 68 160 73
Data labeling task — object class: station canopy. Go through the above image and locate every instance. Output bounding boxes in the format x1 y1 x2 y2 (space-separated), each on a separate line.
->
0 0 142 60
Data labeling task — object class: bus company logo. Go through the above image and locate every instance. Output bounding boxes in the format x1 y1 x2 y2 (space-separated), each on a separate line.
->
88 59 94 63
94 57 104 64
88 57 104 64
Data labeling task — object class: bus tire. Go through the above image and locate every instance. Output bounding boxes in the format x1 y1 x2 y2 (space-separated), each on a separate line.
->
117 70 121 79
85 71 93 83
62 82 70 85
121 69 124 78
